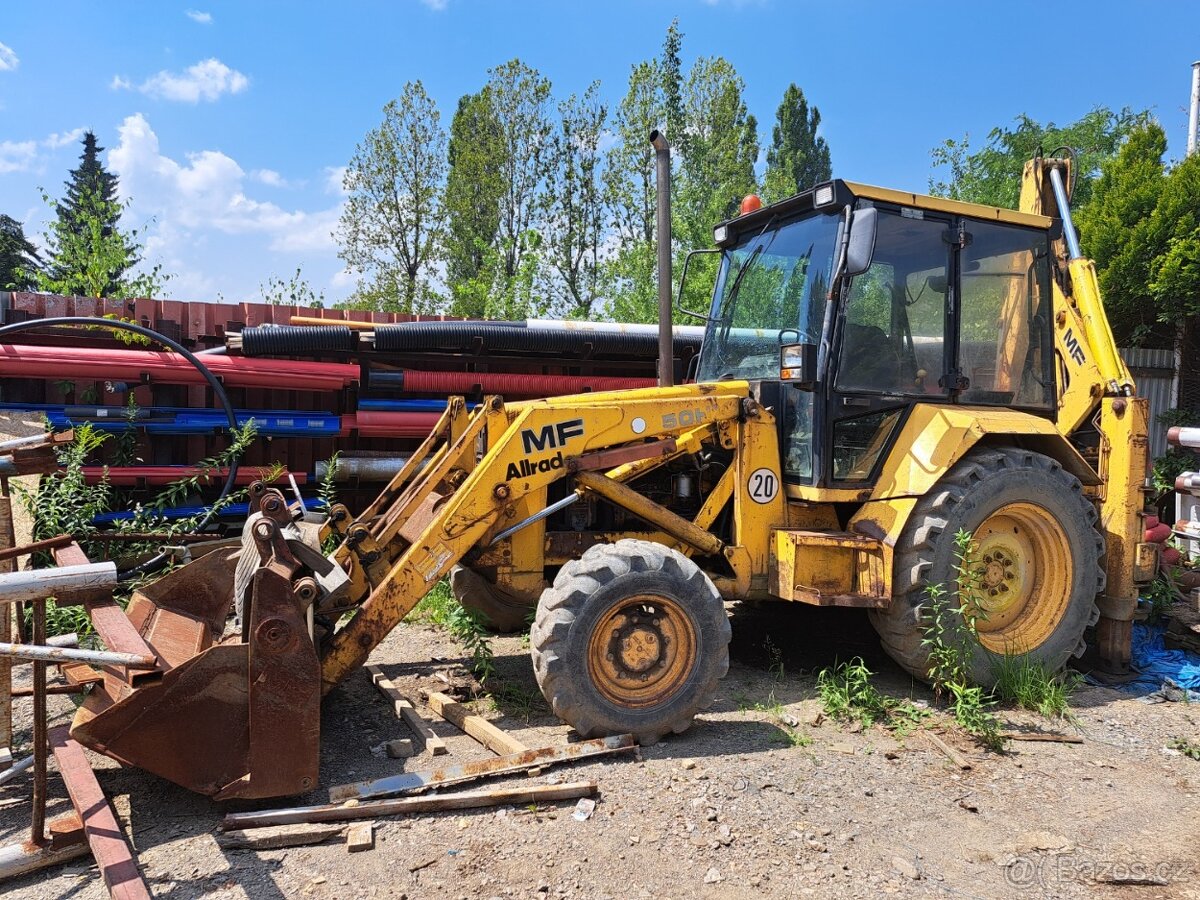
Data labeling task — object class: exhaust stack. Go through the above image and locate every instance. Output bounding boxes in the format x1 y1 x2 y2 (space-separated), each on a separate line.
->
650 130 673 388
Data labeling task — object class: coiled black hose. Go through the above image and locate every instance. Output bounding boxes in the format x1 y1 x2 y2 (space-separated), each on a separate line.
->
240 325 356 356
0 317 241 581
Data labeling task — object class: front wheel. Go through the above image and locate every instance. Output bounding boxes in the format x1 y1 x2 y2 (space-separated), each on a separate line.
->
871 447 1105 686
531 540 730 745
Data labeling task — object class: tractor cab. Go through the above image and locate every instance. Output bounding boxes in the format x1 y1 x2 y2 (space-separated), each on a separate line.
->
694 180 1059 496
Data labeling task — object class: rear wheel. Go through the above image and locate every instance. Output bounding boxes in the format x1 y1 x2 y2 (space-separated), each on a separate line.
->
531 540 730 744
871 447 1104 685
449 565 533 633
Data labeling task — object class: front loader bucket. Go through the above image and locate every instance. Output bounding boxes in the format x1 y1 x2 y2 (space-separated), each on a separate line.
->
70 508 322 800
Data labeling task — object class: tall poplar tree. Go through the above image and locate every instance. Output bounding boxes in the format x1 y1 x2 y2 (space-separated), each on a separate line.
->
337 80 447 313
763 84 832 202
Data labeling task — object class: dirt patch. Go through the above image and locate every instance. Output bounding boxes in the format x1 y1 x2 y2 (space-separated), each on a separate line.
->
2 602 1198 898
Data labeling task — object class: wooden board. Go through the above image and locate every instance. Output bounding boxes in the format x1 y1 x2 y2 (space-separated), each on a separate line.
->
366 665 447 755
424 690 527 756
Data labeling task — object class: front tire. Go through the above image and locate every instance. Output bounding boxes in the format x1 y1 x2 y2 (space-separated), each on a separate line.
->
871 447 1104 685
531 540 730 745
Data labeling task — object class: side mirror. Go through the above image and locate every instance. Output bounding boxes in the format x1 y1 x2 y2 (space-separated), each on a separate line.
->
676 248 721 321
780 342 818 389
844 207 878 277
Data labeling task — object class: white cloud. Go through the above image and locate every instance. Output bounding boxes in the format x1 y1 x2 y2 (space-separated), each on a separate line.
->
107 113 343 292
185 9 213 24
113 58 249 103
322 165 349 196
252 168 290 188
420 0 448 9
0 42 17 72
0 140 37 174
43 128 86 150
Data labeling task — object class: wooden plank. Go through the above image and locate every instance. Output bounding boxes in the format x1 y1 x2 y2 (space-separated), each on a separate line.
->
52 545 158 666
366 665 446 756
223 781 598 830
346 822 375 852
50 727 152 900
216 824 344 851
424 690 527 756
926 731 972 770
1000 731 1083 744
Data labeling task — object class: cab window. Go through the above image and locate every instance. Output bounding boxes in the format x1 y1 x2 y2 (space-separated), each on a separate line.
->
835 210 949 396
959 222 1054 407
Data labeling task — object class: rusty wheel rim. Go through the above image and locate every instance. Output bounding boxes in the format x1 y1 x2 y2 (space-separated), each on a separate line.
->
586 594 699 709
971 502 1072 654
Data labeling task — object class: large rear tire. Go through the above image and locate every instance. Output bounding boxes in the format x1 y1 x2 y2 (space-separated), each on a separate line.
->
531 540 730 745
871 447 1104 686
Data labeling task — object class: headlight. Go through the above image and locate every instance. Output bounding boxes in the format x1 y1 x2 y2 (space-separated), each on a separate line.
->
814 183 835 207
713 225 729 246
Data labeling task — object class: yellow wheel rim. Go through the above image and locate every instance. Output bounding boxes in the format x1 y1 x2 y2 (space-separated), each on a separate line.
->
586 595 698 709
969 502 1072 654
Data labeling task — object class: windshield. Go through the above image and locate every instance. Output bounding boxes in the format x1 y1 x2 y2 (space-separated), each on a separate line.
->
697 210 842 382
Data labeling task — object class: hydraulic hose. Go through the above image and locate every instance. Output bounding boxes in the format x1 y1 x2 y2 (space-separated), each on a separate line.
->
0 317 241 580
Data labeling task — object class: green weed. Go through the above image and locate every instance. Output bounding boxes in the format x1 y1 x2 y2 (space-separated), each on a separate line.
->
764 635 785 681
816 657 929 734
1169 737 1200 760
991 654 1080 720
407 579 495 682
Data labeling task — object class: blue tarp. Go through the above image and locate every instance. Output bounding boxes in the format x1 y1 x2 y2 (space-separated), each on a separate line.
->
1110 620 1200 700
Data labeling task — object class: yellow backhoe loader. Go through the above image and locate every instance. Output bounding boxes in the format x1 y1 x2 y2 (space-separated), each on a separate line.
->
68 138 1157 799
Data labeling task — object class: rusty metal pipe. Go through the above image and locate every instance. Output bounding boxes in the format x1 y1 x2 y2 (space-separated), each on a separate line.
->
0 642 156 669
30 598 46 845
0 562 116 605
651 129 674 388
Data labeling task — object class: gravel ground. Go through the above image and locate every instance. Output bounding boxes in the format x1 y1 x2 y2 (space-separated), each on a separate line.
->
3 601 1199 899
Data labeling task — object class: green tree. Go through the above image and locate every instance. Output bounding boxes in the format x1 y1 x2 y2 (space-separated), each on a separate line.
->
763 84 832 202
676 56 759 251
444 88 504 316
39 132 162 298
661 19 685 156
543 82 607 318
37 193 163 299
488 59 553 285
61 132 120 241
337 81 447 313
929 106 1150 209
0 214 40 290
1075 122 1169 345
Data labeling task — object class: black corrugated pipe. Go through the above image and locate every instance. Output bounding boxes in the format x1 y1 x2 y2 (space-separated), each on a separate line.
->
239 325 356 356
650 129 673 388
373 320 699 357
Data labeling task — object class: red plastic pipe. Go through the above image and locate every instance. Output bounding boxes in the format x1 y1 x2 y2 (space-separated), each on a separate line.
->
346 411 442 438
398 370 654 395
0 344 357 391
82 466 309 486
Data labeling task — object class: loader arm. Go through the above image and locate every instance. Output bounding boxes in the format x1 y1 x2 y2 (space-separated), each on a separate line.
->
319 383 755 693
1020 156 1153 671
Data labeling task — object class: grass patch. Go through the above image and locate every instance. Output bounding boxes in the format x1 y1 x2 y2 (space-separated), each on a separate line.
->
487 682 549 721
1169 737 1200 761
816 657 928 735
406 579 495 683
991 654 1080 719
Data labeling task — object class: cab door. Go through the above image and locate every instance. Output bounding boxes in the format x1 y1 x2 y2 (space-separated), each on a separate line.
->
825 207 954 486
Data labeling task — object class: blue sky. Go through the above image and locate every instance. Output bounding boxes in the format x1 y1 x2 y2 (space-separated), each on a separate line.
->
2 1 1198 305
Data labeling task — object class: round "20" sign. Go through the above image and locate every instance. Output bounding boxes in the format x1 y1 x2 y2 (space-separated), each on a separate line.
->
748 467 779 504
